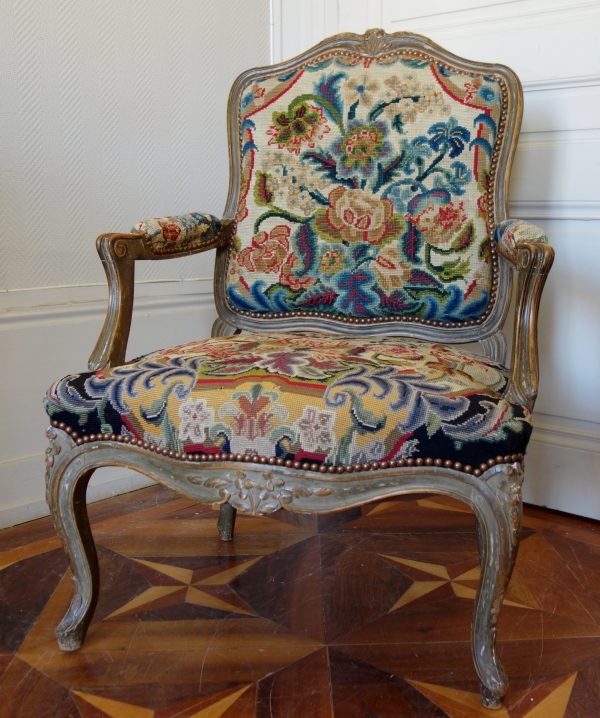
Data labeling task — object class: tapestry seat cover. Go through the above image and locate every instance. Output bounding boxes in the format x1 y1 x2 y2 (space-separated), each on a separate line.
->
45 333 531 470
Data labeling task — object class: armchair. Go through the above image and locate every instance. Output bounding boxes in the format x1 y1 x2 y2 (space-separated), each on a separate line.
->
43 29 553 710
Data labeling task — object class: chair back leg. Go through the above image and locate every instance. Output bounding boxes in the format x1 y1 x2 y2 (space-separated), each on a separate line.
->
217 503 237 541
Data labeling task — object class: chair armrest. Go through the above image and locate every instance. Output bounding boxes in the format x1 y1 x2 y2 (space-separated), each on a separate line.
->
133 212 222 255
503 239 554 412
88 215 232 371
494 219 548 266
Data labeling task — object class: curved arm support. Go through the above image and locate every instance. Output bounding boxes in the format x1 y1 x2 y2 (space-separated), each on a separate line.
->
88 233 142 371
88 221 234 371
503 240 554 412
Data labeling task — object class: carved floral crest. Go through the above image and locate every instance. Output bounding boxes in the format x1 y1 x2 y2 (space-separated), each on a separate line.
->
355 28 396 56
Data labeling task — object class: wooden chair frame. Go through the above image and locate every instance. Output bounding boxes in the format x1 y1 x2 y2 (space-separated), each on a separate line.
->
45 29 554 710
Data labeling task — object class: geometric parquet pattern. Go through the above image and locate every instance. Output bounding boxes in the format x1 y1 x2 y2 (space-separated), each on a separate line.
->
2 486 600 717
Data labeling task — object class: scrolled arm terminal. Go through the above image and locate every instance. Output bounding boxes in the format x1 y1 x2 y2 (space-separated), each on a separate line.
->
88 213 232 371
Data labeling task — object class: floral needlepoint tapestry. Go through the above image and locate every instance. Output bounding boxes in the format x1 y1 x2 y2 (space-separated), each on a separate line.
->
226 53 502 324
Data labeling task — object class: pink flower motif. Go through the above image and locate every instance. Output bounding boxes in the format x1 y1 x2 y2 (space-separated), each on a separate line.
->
157 219 182 244
178 398 214 442
238 225 290 274
464 81 480 102
325 186 394 245
295 406 336 455
279 253 317 291
415 201 467 248
253 83 266 100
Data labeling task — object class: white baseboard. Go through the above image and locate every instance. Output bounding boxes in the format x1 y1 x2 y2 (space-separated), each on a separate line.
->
0 457 154 530
524 414 600 520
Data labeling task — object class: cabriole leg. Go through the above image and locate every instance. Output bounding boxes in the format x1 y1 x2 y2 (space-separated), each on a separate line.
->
472 506 510 708
217 503 237 541
46 430 100 651
472 464 523 709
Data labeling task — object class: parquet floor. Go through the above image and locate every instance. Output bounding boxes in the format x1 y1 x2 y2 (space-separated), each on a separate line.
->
1 486 600 717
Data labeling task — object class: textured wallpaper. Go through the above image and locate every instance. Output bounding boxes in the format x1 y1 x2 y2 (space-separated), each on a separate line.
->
0 0 270 291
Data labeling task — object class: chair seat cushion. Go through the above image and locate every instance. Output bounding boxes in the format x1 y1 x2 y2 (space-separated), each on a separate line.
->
44 333 531 470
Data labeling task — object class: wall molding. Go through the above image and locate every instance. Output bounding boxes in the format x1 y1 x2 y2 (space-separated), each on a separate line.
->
531 417 600 455
522 74 600 93
385 0 600 39
0 277 214 309
509 200 600 221
0 292 216 331
518 129 600 147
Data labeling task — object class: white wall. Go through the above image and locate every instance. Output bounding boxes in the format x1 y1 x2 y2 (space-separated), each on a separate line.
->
272 0 600 519
0 0 270 528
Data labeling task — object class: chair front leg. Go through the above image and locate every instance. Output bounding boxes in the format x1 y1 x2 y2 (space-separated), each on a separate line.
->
45 428 100 651
472 462 523 709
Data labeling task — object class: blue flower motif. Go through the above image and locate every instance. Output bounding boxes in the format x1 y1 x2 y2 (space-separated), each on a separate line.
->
477 84 499 105
401 136 432 175
382 180 419 214
432 161 472 196
427 117 471 159
332 267 379 316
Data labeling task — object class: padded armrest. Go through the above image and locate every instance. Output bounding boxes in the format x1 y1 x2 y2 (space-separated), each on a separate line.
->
494 219 549 266
494 219 548 267
133 212 222 255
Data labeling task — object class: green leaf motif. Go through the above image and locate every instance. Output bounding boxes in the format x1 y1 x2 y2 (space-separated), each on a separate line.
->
392 113 404 134
401 58 431 69
368 100 388 122
264 282 304 303
478 237 492 262
437 257 471 282
254 172 273 207
385 214 407 240
404 285 449 303
313 211 343 243
254 208 308 233
451 221 475 252
372 152 405 193
426 413 442 438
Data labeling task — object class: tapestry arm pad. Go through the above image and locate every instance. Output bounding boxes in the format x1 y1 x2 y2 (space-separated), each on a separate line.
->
494 219 548 267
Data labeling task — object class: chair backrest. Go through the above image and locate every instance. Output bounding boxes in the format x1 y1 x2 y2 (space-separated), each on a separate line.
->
215 29 521 343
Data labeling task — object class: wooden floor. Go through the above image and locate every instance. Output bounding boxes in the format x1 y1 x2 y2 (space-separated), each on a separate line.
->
1 487 600 717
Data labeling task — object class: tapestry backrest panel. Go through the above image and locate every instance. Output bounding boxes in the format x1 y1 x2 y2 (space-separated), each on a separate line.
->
224 41 509 329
